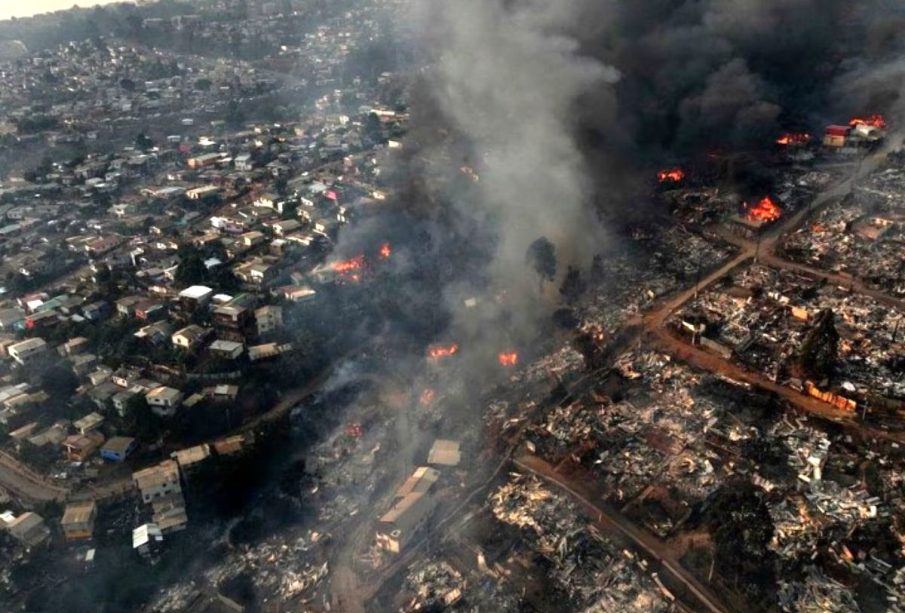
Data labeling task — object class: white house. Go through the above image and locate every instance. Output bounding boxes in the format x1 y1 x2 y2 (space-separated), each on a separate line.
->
8 338 48 366
133 460 182 503
145 386 184 418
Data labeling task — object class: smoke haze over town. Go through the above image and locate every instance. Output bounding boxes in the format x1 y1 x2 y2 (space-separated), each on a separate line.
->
0 1 903 612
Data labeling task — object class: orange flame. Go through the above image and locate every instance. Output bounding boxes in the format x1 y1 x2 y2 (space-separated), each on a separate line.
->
849 114 886 129
745 196 782 223
419 388 436 406
657 168 685 183
428 343 459 360
333 255 365 274
379 242 392 258
776 132 810 146
498 352 519 367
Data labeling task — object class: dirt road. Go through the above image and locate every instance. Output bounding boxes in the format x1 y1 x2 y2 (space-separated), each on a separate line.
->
513 454 729 613
0 451 68 502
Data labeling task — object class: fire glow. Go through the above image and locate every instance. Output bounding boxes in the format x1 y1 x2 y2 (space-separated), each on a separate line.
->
849 114 886 129
333 255 365 275
776 132 810 146
428 343 459 360
657 168 685 183
419 388 436 407
745 196 782 223
379 242 392 259
498 352 519 367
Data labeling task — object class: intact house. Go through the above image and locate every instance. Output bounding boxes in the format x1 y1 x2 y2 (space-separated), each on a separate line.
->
133 460 182 504
233 259 277 287
255 305 283 336
63 431 105 462
376 466 441 554
171 324 211 352
112 389 139 417
145 386 184 418
209 339 244 360
3 512 51 547
101 436 137 462
213 297 256 339
8 338 49 366
177 285 214 311
61 501 97 541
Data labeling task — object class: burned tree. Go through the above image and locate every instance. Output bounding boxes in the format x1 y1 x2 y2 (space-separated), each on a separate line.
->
698 477 777 606
526 236 557 292
559 265 587 304
794 308 840 381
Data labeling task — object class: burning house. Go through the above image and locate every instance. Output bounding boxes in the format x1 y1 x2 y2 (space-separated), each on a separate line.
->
728 196 783 237
823 116 886 149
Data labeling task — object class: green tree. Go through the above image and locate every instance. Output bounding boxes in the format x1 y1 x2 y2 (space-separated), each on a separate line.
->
175 247 207 286
135 132 154 151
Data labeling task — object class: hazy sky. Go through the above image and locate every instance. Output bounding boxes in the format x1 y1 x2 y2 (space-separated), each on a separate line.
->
1 1 132 21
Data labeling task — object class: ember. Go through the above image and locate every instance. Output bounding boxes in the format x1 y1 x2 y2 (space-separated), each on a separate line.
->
345 422 363 438
776 132 810 146
657 168 685 183
745 196 782 223
428 343 459 360
498 352 519 367
419 388 436 406
378 242 392 259
849 114 886 129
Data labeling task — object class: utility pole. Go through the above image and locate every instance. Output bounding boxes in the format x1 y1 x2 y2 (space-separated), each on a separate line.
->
693 255 704 299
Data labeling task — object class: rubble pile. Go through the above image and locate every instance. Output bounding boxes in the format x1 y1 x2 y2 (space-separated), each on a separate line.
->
676 263 905 401
489 476 671 610
401 561 465 612
516 346 585 384
783 166 905 297
777 567 860 612
654 225 735 279
204 531 331 602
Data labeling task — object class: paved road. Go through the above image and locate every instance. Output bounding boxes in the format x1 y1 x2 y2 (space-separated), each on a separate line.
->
513 454 729 613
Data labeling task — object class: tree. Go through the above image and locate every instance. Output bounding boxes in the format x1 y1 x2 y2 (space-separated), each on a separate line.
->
40 363 78 402
700 477 777 604
364 112 384 144
135 132 154 151
794 308 839 381
526 237 557 292
175 248 207 286
122 395 162 444
559 266 586 303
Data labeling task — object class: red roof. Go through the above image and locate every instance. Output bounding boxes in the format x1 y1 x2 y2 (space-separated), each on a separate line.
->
826 125 851 136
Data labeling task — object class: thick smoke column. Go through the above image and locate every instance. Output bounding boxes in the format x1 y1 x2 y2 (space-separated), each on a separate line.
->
428 0 619 288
